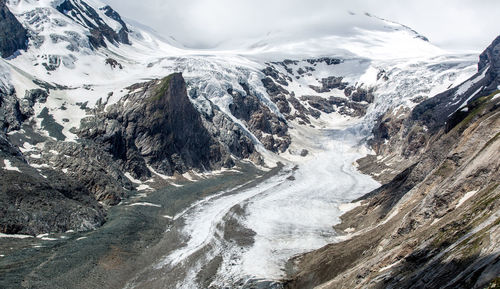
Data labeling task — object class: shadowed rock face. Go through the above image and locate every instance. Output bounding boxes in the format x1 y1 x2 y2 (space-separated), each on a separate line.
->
80 73 231 178
0 0 28 58
479 35 500 77
410 35 500 133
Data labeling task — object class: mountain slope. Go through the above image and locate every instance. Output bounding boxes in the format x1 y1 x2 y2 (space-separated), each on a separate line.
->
285 36 500 289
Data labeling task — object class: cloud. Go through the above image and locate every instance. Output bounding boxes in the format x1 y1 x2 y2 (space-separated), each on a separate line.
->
102 0 499 51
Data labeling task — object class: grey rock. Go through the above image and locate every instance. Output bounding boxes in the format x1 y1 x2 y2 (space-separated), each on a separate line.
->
300 95 335 114
0 132 106 236
229 82 291 153
309 76 348 93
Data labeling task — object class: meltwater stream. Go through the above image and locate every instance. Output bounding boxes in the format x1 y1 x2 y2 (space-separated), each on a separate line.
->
126 128 380 289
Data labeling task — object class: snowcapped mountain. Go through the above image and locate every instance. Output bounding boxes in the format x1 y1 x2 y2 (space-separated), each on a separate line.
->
0 0 479 230
2 1 498 288
213 11 442 60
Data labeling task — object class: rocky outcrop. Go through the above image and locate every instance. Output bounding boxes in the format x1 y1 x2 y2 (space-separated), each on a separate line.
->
79 73 234 178
305 57 342 66
100 5 130 44
201 106 259 163
261 77 292 114
309 76 348 93
0 72 263 236
0 115 107 236
0 86 47 133
285 37 500 289
229 83 291 153
0 84 126 235
0 146 107 235
298 94 371 118
0 0 28 58
367 35 500 169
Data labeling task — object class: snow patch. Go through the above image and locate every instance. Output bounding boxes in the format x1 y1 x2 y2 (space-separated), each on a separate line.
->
127 202 162 208
456 190 478 208
338 201 362 213
381 208 399 225
124 172 142 184
0 233 32 239
344 227 356 233
378 260 401 272
454 68 487 98
136 184 153 191
3 159 21 172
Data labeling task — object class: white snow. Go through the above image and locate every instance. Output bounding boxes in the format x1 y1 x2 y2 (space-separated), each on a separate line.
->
127 202 162 208
344 227 356 233
3 159 21 172
454 68 487 98
381 208 400 225
147 165 171 180
338 201 363 213
136 184 153 191
456 190 478 208
378 260 401 272
0 233 32 239
124 172 142 184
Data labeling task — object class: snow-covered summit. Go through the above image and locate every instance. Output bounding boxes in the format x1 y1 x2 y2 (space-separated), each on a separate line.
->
0 0 478 152
197 11 442 60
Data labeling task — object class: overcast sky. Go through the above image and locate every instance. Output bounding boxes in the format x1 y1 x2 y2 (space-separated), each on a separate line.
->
102 0 499 51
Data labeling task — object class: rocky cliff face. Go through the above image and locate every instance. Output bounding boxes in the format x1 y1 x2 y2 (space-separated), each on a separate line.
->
79 73 237 178
0 0 27 58
285 37 500 289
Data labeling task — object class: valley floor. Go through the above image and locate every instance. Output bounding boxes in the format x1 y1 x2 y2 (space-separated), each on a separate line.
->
0 125 380 289
0 161 269 289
